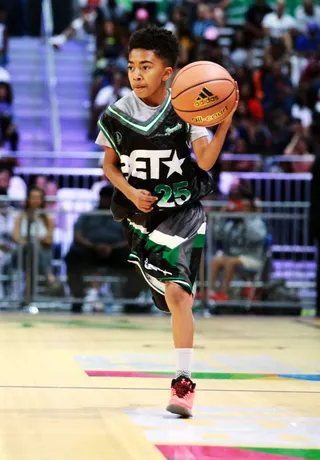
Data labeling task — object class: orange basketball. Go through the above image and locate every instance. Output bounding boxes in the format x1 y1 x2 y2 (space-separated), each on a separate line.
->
171 61 237 127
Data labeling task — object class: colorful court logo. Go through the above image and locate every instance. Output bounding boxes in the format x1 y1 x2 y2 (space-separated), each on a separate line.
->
155 444 320 460
126 406 320 451
85 370 320 381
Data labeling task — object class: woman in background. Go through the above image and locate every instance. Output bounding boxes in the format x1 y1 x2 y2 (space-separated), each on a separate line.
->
13 186 55 284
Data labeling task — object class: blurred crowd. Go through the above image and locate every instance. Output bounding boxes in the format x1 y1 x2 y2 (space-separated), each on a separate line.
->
1 0 319 169
51 0 320 173
0 3 19 156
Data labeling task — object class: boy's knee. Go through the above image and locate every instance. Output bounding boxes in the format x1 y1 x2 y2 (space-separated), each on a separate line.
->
165 282 190 308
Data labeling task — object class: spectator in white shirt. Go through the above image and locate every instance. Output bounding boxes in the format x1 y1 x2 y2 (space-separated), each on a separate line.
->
0 66 10 84
89 72 130 139
0 168 26 202
291 89 313 135
94 74 131 109
262 0 296 51
295 0 320 34
0 8 8 67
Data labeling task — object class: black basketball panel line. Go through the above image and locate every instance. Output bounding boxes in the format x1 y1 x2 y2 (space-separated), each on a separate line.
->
172 61 229 87
171 78 234 101
174 87 236 113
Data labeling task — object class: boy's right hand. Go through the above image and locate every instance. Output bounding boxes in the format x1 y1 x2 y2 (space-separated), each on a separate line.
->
130 189 158 213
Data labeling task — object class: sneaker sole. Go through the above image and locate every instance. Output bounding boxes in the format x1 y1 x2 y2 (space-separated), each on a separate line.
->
166 403 193 418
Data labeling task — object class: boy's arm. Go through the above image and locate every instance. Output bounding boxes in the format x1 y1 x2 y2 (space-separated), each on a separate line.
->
103 147 157 213
192 83 239 171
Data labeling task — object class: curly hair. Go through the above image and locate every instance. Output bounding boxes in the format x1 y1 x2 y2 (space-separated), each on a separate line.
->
128 26 180 68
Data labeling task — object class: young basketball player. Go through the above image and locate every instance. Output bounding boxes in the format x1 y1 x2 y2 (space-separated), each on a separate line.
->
96 26 239 417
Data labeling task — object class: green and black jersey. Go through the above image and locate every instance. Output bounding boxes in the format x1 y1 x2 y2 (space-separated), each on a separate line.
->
96 90 214 220
96 90 213 306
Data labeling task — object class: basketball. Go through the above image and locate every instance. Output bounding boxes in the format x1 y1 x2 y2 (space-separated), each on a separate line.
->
171 61 237 127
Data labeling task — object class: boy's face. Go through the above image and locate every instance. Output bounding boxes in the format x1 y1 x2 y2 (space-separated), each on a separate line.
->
128 49 173 101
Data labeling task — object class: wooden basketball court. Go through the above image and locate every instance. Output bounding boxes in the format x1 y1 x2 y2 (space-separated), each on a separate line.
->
0 314 319 459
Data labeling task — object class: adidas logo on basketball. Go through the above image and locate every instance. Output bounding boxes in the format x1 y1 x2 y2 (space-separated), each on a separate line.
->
194 87 219 107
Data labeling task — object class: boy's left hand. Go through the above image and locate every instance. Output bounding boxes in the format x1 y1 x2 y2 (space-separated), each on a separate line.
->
222 81 239 125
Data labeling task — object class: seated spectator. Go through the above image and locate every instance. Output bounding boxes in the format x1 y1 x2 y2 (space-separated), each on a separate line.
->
91 177 111 198
165 7 197 67
49 2 97 49
34 174 48 191
98 0 130 24
207 0 230 14
224 137 253 172
49 1 129 50
239 81 264 121
193 4 217 39
0 166 26 201
0 66 10 84
0 7 8 67
210 193 267 301
229 28 252 70
209 7 225 28
299 51 320 89
163 6 188 35
0 188 15 299
284 133 313 172
33 175 58 201
65 186 144 313
162 6 197 66
177 26 197 68
233 66 255 91
45 180 58 212
267 109 292 155
262 61 294 115
291 88 313 135
12 186 55 285
96 20 124 64
264 37 291 77
295 0 320 34
129 8 152 33
89 72 130 139
240 117 271 156
244 0 272 41
222 121 241 153
262 0 296 51
295 22 320 56
0 82 19 151
199 39 224 67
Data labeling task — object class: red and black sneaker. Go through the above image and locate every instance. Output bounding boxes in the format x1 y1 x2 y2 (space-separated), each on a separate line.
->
166 375 196 418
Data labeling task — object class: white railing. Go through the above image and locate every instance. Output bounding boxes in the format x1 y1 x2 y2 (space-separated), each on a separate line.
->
41 0 62 153
14 151 315 163
0 203 314 311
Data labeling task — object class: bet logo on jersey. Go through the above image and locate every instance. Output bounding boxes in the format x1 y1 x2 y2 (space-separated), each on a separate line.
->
120 149 185 180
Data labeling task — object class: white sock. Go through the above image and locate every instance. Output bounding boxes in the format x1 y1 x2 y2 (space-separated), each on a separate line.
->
175 348 193 379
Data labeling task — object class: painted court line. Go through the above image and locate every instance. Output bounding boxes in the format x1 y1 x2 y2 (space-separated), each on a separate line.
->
0 385 318 394
86 370 320 381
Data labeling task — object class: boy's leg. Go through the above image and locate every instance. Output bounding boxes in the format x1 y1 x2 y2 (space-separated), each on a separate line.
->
165 282 196 418
165 282 194 349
